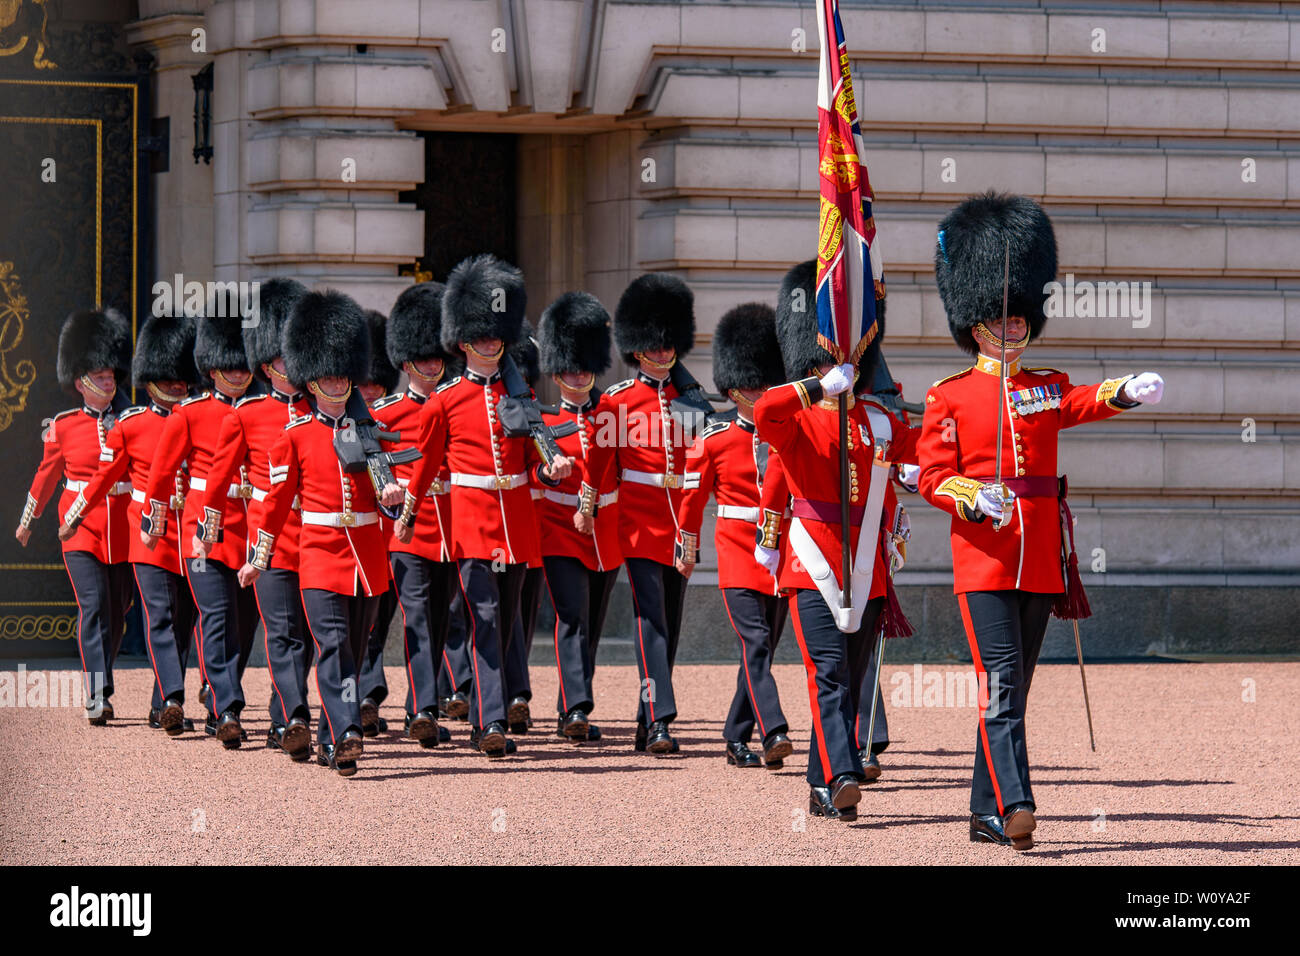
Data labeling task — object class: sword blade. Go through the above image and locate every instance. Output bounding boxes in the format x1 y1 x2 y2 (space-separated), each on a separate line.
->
1072 618 1097 751
994 241 1010 495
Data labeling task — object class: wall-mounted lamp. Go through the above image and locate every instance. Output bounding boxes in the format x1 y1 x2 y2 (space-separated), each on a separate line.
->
192 63 213 164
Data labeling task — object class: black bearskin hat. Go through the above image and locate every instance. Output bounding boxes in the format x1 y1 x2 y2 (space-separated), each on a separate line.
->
440 254 527 352
194 315 248 375
388 282 454 365
934 191 1057 356
364 309 400 393
282 290 370 390
57 308 131 391
132 315 199 388
537 292 612 377
712 303 785 394
775 259 887 385
507 319 540 388
613 273 695 365
243 277 307 380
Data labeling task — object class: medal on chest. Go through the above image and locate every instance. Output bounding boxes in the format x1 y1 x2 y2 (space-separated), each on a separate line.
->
1008 383 1061 416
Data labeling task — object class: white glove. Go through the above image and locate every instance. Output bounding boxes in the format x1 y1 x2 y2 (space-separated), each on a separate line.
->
818 363 855 398
974 485 1015 529
897 463 920 492
754 544 780 575
1123 372 1164 404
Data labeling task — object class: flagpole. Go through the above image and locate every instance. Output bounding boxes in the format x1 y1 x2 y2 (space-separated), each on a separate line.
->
839 394 851 610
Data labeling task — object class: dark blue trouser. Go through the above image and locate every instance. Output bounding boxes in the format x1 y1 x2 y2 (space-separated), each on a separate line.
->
390 552 456 716
624 557 686 727
437 585 473 699
455 558 525 731
301 587 381 746
503 566 542 703
586 567 619 680
64 551 133 703
359 582 398 704
720 587 789 744
133 562 195 708
957 589 1053 816
254 568 309 725
185 556 245 717
789 589 881 787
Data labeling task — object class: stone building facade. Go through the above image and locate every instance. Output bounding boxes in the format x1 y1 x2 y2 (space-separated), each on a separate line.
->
15 0 1300 658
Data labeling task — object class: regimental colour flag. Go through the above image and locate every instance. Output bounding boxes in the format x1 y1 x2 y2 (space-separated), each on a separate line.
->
815 0 885 366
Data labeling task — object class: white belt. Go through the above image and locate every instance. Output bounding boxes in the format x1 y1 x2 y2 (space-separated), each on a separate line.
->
531 488 543 500
251 488 301 509
65 480 132 495
188 476 241 497
717 505 760 522
299 510 378 528
543 489 619 509
397 477 448 496
450 472 528 491
621 468 700 490
131 489 146 503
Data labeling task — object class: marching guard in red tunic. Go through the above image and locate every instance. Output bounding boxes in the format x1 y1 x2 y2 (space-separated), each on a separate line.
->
198 279 315 759
754 260 910 821
238 290 405 776
918 192 1165 849
396 255 574 758
60 314 199 734
17 309 133 723
143 314 255 748
675 303 794 770
356 307 404 737
594 274 712 755
536 292 622 743
368 283 462 748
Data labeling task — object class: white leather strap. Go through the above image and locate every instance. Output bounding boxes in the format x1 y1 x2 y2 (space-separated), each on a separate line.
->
299 510 378 528
187 476 240 497
450 472 528 491
621 468 700 490
64 480 132 495
542 489 618 509
716 504 760 522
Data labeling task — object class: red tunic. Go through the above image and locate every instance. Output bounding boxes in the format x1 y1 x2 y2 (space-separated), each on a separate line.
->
255 409 392 597
203 391 310 573
677 415 776 594
76 403 186 572
753 379 910 597
143 391 247 571
405 370 553 566
918 356 1136 595
26 406 131 564
589 372 696 566
537 395 622 573
372 390 453 563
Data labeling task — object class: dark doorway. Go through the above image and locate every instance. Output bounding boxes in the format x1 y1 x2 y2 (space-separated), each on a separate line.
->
400 132 518 282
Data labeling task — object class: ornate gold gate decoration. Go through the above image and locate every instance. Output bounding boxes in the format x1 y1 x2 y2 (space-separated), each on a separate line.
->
0 261 36 433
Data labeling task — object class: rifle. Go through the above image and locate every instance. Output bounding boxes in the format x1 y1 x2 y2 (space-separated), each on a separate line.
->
333 389 422 520
496 354 569 467
667 362 718 439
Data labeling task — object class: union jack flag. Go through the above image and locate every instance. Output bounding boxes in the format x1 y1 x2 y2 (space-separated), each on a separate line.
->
815 0 885 365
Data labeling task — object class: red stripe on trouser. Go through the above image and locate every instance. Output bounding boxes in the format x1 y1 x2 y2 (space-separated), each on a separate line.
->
63 555 93 701
455 566 485 728
722 590 767 740
252 578 290 725
133 566 166 703
628 569 654 723
182 564 213 710
790 597 832 785
301 595 336 745
958 593 1005 815
543 572 568 714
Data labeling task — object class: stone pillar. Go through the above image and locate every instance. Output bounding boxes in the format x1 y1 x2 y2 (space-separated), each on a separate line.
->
126 0 215 286
204 0 430 312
